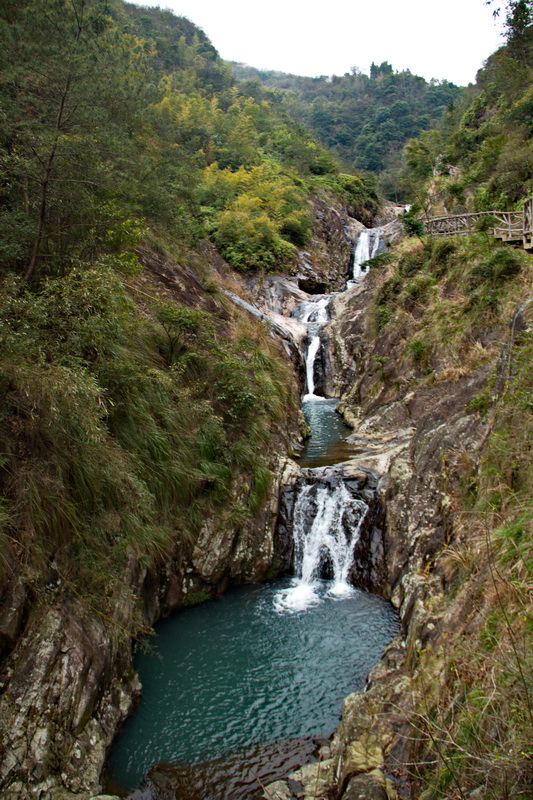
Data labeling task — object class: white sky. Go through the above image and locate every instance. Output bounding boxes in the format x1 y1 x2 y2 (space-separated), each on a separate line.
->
135 0 507 86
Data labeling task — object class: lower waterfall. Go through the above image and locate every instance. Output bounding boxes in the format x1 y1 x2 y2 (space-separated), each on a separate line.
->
275 479 368 612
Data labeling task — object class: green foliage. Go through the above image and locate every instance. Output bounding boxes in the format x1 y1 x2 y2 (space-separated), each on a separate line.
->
232 63 461 184
374 305 394 330
375 275 402 306
407 337 432 370
402 213 425 240
424 238 458 276
402 21 533 211
466 248 522 286
464 248 523 310
156 304 212 364
467 388 493 415
405 130 442 181
309 172 379 223
181 590 212 607
0 0 154 280
200 162 309 272
0 263 290 602
473 214 499 233
364 251 393 270
248 464 272 513
398 249 426 277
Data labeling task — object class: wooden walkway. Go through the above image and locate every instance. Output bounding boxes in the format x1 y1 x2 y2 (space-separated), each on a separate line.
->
424 196 533 249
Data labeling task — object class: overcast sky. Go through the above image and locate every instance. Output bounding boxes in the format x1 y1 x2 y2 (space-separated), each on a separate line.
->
135 0 506 86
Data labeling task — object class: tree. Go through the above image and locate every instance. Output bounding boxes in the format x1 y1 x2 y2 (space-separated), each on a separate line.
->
0 0 150 280
487 1 533 51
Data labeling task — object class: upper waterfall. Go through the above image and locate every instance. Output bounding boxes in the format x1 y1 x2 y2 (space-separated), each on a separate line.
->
351 227 384 281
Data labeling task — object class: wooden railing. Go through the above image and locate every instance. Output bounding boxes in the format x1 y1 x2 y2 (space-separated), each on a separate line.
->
523 196 533 248
424 198 533 249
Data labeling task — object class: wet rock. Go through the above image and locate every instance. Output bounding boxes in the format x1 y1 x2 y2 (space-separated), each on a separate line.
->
0 597 141 799
512 297 533 335
342 769 396 800
263 758 335 800
290 758 334 798
90 796 121 800
263 781 294 799
295 197 356 293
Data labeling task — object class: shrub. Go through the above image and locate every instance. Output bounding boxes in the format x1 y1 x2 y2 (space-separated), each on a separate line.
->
375 305 394 329
407 337 432 370
375 275 402 306
398 250 426 278
365 251 393 270
426 237 458 275
466 248 522 288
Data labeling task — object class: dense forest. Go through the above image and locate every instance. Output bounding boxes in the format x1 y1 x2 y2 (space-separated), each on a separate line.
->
233 61 460 196
0 0 378 606
0 0 377 281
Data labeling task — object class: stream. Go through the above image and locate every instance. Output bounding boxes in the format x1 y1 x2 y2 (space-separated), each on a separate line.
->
106 226 397 800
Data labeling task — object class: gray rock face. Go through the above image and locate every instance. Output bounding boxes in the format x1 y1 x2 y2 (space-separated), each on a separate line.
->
0 460 299 799
296 197 355 294
342 771 391 800
0 581 27 657
0 599 141 799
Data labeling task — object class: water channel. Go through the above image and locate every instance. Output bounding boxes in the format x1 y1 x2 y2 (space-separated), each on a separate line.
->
107 227 396 800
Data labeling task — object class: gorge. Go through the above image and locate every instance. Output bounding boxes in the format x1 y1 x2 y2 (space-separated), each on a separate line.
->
0 3 532 798
106 222 401 799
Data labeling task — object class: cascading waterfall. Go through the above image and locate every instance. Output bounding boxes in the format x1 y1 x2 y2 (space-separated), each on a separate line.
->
275 224 387 613
107 215 400 800
351 227 383 281
291 296 331 400
275 478 368 612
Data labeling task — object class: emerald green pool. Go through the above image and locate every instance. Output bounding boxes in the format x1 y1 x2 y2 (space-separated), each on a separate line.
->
107 577 398 799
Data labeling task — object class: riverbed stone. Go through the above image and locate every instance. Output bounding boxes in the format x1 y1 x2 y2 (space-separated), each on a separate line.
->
289 758 334 798
341 736 385 778
90 796 121 800
341 769 396 800
262 780 294 800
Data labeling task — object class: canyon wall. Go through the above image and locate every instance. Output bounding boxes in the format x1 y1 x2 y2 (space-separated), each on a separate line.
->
0 195 356 800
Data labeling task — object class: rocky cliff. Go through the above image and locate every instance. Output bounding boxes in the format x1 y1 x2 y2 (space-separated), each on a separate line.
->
264 235 532 800
0 247 304 800
0 194 358 799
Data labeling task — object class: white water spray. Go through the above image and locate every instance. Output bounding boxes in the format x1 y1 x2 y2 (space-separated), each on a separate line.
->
351 228 383 281
275 479 368 612
292 297 331 400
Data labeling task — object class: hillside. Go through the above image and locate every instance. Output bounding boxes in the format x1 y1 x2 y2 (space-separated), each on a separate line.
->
232 61 460 197
0 2 376 795
402 6 533 214
0 1 532 799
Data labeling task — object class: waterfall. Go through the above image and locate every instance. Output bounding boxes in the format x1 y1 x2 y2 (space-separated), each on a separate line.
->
351 227 383 281
291 297 330 400
275 477 368 612
304 335 322 397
